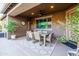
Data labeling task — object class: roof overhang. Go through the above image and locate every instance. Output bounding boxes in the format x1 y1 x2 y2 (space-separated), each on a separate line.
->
7 3 41 17
0 3 11 13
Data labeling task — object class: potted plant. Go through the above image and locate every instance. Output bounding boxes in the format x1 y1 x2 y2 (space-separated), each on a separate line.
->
6 20 16 39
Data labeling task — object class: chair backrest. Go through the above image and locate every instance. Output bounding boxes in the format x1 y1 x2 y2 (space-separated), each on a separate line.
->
46 33 52 42
33 31 40 40
27 31 33 39
47 33 56 42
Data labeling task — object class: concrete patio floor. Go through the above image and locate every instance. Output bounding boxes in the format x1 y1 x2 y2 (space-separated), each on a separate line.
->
0 37 75 56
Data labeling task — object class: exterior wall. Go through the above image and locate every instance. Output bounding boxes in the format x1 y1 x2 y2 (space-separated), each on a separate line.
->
31 11 66 37
8 16 28 38
30 5 77 37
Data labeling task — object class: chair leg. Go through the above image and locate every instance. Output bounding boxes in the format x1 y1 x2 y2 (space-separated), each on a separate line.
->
33 39 36 43
39 39 41 46
50 40 52 46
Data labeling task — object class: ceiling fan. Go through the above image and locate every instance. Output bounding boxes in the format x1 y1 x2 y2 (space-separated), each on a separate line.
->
37 10 47 16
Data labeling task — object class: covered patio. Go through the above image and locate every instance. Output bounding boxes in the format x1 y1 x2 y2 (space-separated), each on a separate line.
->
0 3 78 56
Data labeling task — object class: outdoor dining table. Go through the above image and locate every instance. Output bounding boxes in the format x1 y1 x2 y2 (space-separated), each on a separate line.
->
40 33 48 46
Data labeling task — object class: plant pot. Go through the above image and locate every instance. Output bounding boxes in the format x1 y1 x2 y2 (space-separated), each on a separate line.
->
11 35 16 39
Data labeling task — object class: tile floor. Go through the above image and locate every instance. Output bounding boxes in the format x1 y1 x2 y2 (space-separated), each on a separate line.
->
0 37 75 56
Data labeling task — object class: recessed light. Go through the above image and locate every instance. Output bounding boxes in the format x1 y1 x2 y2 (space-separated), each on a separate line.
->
31 13 34 15
50 6 54 8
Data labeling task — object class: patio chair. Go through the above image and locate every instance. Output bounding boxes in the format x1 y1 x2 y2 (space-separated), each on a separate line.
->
26 31 33 40
33 31 41 44
46 33 56 46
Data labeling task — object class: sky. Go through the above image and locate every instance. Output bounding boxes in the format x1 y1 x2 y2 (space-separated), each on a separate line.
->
0 3 5 20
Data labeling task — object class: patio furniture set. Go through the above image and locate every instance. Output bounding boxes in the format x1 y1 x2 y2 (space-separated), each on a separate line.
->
26 30 56 46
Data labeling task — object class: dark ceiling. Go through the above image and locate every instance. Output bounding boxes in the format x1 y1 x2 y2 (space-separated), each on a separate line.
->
17 3 77 18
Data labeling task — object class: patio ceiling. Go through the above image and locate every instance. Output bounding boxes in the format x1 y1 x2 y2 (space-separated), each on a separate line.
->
4 3 18 14
8 3 41 16
17 3 77 18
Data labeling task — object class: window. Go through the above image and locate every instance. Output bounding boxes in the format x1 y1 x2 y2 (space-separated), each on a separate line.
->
36 17 52 29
